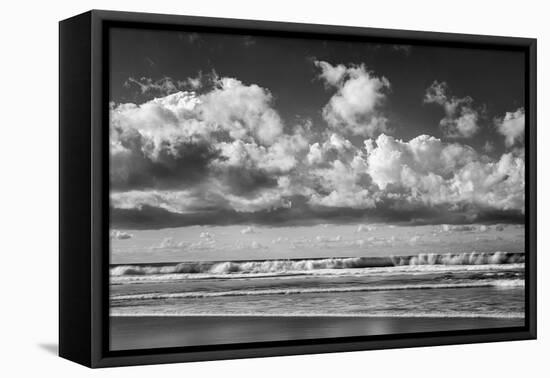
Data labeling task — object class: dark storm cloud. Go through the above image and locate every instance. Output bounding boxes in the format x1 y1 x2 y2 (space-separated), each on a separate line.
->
110 130 223 191
111 195 524 230
217 166 279 196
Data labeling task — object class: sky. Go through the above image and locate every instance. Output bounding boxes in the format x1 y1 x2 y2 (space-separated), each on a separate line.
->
110 223 525 264
109 27 526 230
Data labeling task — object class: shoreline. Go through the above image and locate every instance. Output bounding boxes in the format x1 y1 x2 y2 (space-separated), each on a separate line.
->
110 315 524 351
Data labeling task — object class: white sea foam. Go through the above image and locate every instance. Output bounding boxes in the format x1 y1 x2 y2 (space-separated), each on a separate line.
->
111 279 524 301
110 252 524 279
110 263 524 284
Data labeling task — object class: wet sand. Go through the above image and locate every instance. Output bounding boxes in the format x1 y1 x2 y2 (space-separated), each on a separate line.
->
110 315 524 350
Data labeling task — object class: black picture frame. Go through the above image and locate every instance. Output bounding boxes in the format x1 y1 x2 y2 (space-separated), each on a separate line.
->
59 9 537 368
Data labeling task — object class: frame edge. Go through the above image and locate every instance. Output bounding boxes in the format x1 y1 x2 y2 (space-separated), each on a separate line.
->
59 11 94 368
77 9 537 368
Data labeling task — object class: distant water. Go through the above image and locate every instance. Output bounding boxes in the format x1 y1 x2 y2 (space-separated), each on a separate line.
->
110 251 525 319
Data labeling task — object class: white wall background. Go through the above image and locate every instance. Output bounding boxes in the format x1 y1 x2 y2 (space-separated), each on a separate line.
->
0 0 546 375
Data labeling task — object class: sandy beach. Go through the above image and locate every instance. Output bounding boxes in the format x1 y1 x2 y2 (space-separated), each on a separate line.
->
110 316 524 350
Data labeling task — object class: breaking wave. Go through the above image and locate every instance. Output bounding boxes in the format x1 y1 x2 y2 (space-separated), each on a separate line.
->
111 252 524 277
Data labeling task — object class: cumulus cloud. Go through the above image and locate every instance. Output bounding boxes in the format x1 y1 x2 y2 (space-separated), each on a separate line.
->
315 60 390 137
110 76 293 203
213 133 309 190
441 224 488 232
110 72 525 227
150 237 187 250
424 81 480 138
271 236 289 244
315 235 343 242
250 241 266 249
356 224 376 233
308 160 375 209
114 76 283 148
241 226 258 234
365 134 477 190
201 77 284 145
363 134 524 213
200 231 214 239
409 235 421 244
495 108 525 147
188 239 216 251
306 134 375 209
110 230 133 240
233 240 267 250
314 60 347 87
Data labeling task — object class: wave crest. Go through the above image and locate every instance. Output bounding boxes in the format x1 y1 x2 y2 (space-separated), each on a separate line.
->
110 252 524 277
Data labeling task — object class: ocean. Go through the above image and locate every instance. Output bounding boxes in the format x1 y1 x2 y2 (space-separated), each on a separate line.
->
110 251 525 349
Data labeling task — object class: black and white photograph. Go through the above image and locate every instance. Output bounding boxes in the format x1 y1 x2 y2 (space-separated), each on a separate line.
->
3 0 548 374
108 26 527 351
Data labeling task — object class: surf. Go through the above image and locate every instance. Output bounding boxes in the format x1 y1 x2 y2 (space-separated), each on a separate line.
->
110 251 525 277
110 279 525 301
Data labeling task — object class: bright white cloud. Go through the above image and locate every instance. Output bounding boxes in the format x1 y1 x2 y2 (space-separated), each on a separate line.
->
110 91 208 179
365 134 477 190
496 108 525 147
314 60 347 87
315 235 343 242
356 224 376 233
364 134 524 212
111 77 285 167
450 151 525 211
306 134 376 209
241 226 258 234
316 61 390 137
215 133 308 175
308 158 375 209
424 81 480 138
306 133 356 166
200 77 284 145
110 230 133 240
150 237 187 250
441 224 488 232
110 76 295 213
200 231 214 239
110 73 525 222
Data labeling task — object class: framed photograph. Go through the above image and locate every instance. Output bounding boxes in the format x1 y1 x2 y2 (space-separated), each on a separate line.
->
59 10 536 368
